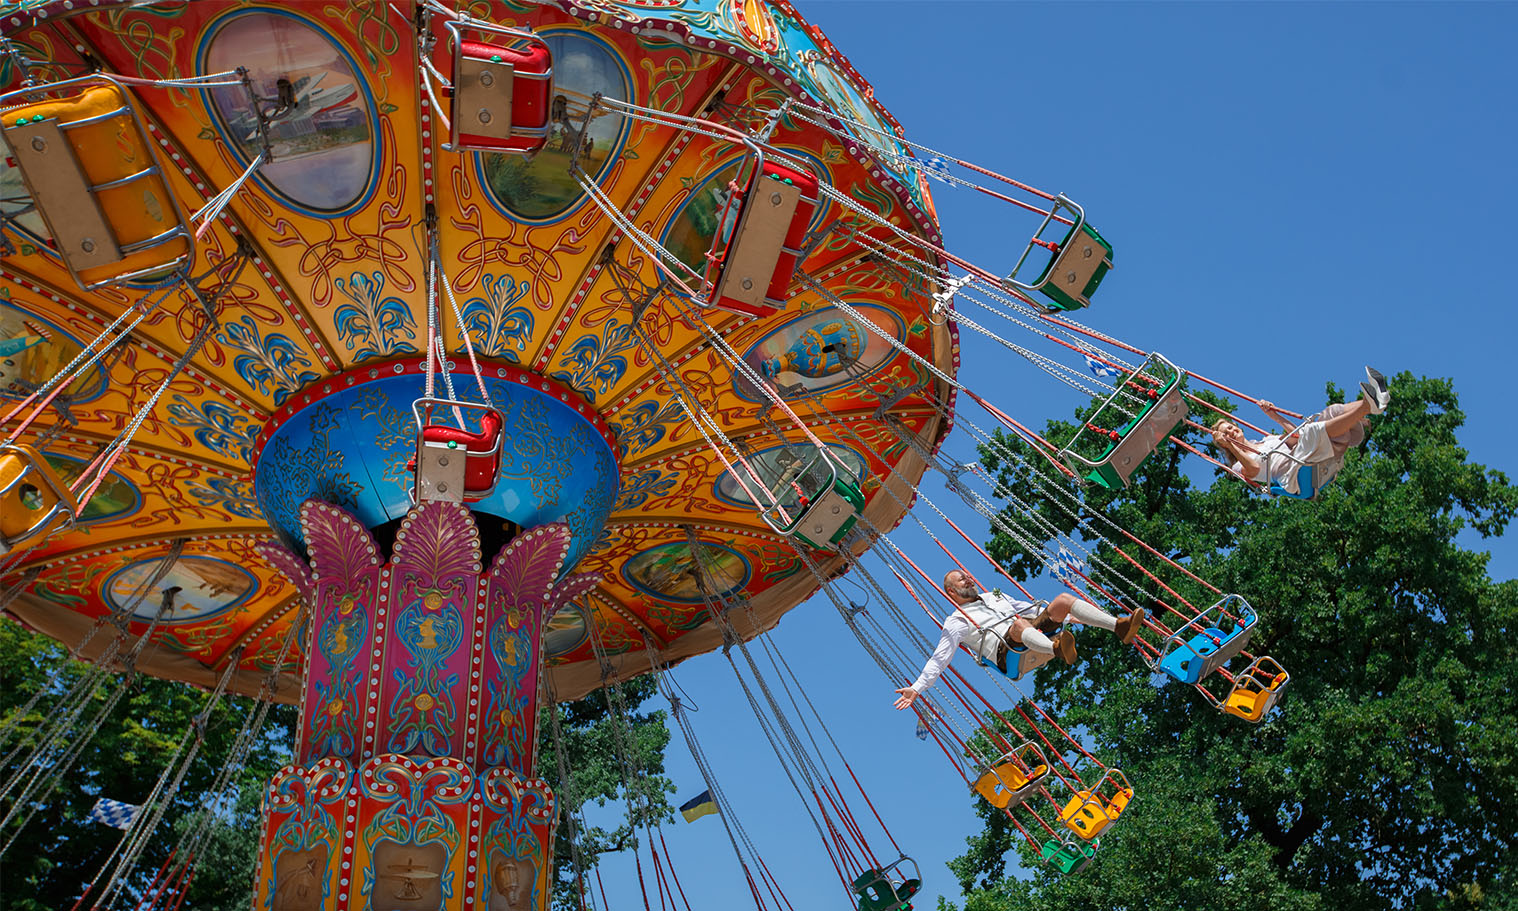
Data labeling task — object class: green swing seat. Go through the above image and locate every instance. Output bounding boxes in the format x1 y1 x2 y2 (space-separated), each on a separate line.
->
852 857 921 911
1003 194 1113 313
757 448 865 549
1058 352 1188 491
1039 835 1098 874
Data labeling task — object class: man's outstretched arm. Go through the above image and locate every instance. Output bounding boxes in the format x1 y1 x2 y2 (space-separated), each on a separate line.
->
893 616 966 709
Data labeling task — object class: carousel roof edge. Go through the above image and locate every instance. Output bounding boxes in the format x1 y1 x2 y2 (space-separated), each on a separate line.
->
6 592 302 705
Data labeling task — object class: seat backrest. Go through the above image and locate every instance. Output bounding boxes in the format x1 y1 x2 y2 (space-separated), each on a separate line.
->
1009 646 1056 681
420 409 502 452
1225 688 1264 721
1270 464 1316 500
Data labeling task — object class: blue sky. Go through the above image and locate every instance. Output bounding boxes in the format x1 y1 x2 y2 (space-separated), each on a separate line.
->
583 3 1518 908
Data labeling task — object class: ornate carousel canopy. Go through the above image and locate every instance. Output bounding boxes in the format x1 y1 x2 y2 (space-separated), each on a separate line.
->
0 0 955 702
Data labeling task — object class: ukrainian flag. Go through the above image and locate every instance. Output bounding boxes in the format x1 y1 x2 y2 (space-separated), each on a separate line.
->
679 789 718 823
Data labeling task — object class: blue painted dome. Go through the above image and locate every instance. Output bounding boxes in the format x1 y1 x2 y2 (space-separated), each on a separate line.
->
253 359 619 571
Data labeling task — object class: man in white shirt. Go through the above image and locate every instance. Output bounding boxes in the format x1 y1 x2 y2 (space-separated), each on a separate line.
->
892 569 1146 710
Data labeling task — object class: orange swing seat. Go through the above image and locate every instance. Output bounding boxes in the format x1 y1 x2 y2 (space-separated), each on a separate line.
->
0 76 192 291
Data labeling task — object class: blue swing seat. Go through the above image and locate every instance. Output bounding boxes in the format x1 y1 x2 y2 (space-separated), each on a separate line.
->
1269 464 1317 500
976 639 1054 682
1153 595 1257 685
1156 627 1228 684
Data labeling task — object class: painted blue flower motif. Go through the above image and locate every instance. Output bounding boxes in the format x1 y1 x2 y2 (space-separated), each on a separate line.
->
352 385 416 488
333 270 419 362
549 319 637 404
165 394 259 465
255 403 364 550
608 398 686 461
188 476 262 520
614 468 676 512
460 272 534 361
216 315 322 407
586 525 616 556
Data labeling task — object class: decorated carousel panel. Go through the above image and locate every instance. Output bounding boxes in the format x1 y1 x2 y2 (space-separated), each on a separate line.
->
1 3 955 907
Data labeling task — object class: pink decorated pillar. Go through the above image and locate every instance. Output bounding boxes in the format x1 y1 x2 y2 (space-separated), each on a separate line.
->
254 500 597 911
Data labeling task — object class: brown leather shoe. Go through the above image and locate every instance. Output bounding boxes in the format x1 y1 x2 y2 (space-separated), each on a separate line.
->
1114 608 1147 645
1051 630 1078 665
1030 607 1060 635
994 639 1009 674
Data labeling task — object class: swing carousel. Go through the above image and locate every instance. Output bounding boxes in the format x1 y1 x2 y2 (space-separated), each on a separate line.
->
0 2 1296 909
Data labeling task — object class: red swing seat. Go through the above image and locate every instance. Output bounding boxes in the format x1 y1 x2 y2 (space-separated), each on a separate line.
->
409 400 505 503
702 156 819 318
446 20 552 154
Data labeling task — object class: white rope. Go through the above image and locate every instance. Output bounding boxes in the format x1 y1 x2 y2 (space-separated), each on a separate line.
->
190 152 264 238
0 544 184 813
89 654 240 910
73 313 217 508
154 606 306 905
1 276 180 446
544 673 597 911
680 537 866 893
111 70 244 88
433 243 492 405
648 651 777 911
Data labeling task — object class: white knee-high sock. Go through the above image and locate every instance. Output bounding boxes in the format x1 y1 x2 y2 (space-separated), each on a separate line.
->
1068 599 1117 632
1019 626 1055 654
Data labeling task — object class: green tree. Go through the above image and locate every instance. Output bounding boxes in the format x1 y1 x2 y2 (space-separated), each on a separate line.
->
0 623 296 911
950 374 1518 910
0 622 673 911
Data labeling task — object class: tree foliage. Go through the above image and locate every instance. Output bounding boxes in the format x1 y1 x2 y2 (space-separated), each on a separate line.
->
0 628 673 911
0 624 295 911
950 374 1518 910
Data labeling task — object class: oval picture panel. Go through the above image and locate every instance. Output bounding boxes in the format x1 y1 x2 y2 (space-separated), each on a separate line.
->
0 302 108 404
201 11 377 215
734 304 902 401
714 443 867 509
43 452 141 524
480 31 629 222
623 541 750 604
107 555 257 624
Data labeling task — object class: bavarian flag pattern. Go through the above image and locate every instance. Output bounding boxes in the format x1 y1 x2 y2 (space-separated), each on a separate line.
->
86 797 141 830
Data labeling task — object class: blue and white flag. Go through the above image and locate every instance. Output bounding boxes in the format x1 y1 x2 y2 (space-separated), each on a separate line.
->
1052 545 1087 583
86 798 140 830
1085 355 1120 378
921 156 953 186
914 717 929 741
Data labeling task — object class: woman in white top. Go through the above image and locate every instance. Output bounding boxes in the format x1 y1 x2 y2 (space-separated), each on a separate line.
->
1211 367 1390 495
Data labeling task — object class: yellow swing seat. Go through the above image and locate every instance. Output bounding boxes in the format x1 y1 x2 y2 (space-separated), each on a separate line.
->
971 742 1050 810
0 443 78 555
1059 769 1133 841
0 76 192 291
1221 656 1290 723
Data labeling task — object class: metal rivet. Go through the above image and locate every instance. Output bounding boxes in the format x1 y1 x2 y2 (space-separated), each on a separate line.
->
770 192 782 205
480 70 494 87
30 136 45 151
741 278 753 290
478 109 492 123
1066 271 1078 284
1082 246 1094 259
80 239 95 253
